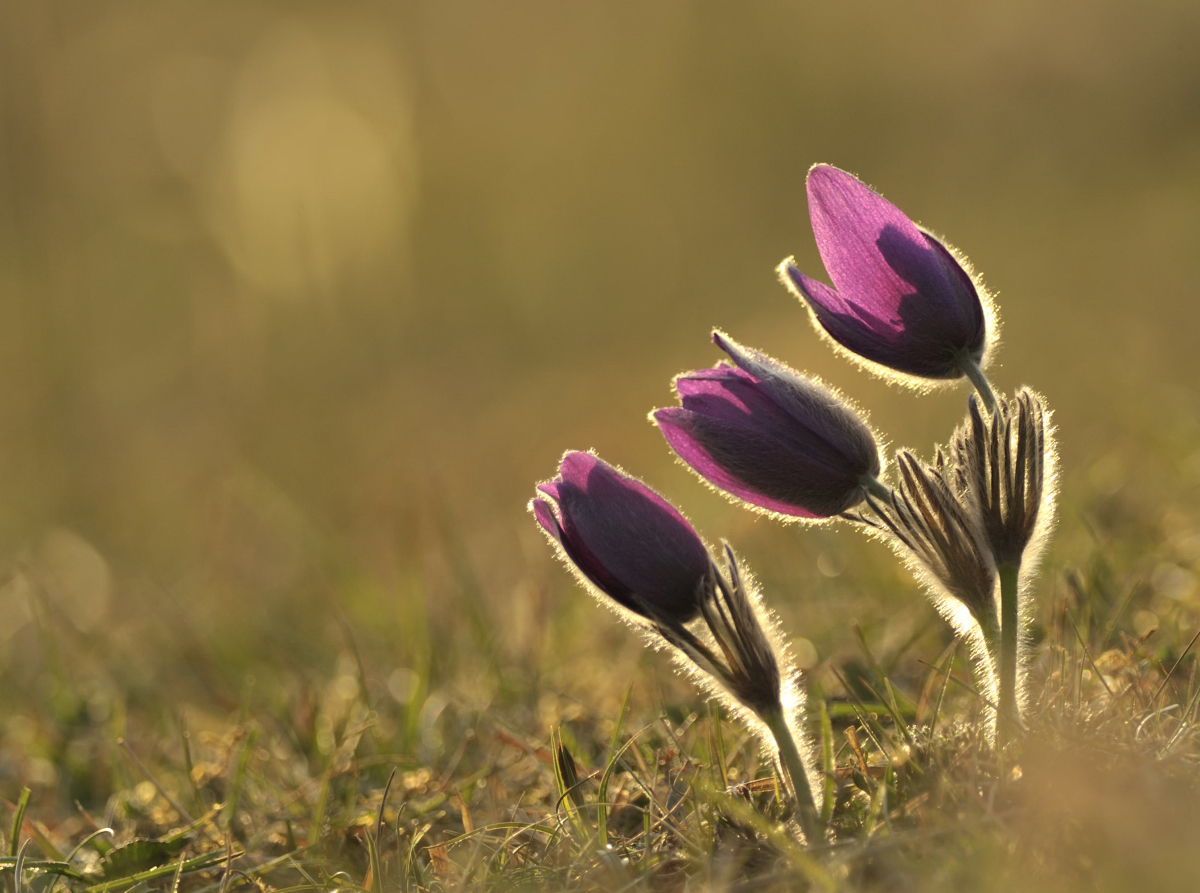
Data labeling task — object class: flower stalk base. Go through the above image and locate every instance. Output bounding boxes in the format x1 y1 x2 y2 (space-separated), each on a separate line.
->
761 709 822 844
997 562 1021 747
959 355 997 413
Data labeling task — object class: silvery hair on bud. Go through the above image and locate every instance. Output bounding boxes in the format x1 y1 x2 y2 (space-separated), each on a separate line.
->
849 450 1002 715
952 388 1058 577
949 387 1058 715
651 545 818 792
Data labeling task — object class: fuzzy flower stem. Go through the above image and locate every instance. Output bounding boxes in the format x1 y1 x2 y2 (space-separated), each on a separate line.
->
958 354 997 414
760 709 822 844
860 475 893 504
997 562 1021 747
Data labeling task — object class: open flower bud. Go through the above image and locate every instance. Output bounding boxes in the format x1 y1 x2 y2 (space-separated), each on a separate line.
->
781 164 992 383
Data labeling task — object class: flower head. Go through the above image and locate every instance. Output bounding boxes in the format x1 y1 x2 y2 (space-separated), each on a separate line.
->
652 331 883 519
781 164 992 383
531 451 710 624
532 454 822 837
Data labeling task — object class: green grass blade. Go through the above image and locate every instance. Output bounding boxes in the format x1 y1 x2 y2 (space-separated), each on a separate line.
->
9 788 31 858
818 700 836 826
550 728 587 840
84 849 241 893
596 682 634 848
13 839 30 893
226 727 259 835
0 857 89 882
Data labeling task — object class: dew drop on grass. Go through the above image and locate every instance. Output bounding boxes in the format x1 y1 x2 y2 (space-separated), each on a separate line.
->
792 638 819 670
1133 610 1160 637
817 551 845 578
1152 563 1196 601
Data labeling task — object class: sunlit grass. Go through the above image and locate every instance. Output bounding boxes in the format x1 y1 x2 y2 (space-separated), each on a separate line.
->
4 505 1200 892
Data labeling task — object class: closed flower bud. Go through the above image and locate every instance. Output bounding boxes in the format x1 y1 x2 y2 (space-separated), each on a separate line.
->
653 331 884 519
849 450 1004 736
531 451 711 624
855 451 999 643
781 164 993 387
952 389 1056 570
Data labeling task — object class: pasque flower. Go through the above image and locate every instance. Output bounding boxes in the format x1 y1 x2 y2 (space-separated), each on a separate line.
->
653 331 884 518
780 164 993 391
849 449 1007 740
848 389 1059 747
532 453 823 839
531 451 711 624
949 388 1057 743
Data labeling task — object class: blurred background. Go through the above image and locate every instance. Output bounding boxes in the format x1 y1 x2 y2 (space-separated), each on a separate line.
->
3 0 1200 799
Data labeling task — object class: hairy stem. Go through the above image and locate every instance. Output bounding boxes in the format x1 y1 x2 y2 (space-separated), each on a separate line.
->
959 355 997 413
761 709 822 844
860 474 894 504
997 562 1022 747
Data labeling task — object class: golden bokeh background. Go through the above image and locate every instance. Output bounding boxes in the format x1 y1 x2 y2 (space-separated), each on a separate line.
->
2 1 1200 685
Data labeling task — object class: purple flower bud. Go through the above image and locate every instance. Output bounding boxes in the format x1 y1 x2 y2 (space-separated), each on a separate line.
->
652 332 883 519
531 451 711 624
780 164 992 382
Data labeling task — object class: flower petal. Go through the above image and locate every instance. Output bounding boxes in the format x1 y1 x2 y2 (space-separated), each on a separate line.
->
923 233 987 360
550 451 709 622
655 408 829 518
807 164 933 323
531 497 564 544
711 331 882 476
787 165 989 379
783 260 900 353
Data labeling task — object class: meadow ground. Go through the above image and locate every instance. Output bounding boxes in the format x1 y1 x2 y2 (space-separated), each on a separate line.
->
5 426 1200 892
5 2 1200 891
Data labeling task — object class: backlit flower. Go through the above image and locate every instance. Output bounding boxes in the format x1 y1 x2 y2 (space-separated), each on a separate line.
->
781 164 992 383
531 451 710 624
653 332 883 518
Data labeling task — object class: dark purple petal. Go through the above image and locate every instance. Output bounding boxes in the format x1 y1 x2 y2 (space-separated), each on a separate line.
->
533 452 709 623
674 365 850 470
655 337 881 519
924 233 987 360
674 368 862 479
712 332 882 472
674 365 775 425
655 408 827 518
